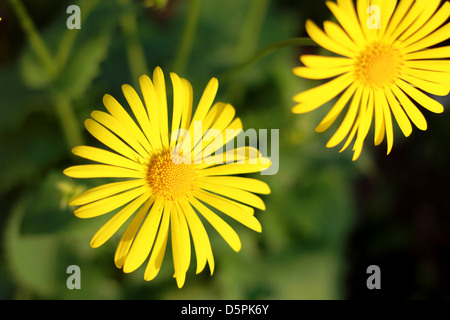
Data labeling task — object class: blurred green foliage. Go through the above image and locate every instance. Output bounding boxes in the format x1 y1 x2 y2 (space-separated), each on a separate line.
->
0 0 448 300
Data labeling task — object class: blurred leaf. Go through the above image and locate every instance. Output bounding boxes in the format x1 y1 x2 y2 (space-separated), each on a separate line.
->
50 0 122 99
4 195 59 296
19 0 119 96
20 46 53 89
4 170 122 298
19 171 76 235
52 22 115 99
144 0 169 10
0 114 65 193
0 63 49 132
267 250 345 299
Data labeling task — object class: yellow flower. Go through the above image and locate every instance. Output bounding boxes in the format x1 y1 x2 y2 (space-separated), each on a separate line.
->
292 0 450 160
64 67 271 288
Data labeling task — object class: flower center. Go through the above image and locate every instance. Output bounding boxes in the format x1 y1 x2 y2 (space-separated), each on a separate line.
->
355 42 401 88
146 151 197 201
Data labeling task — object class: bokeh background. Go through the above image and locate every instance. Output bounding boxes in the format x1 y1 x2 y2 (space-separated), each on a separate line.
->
0 0 448 299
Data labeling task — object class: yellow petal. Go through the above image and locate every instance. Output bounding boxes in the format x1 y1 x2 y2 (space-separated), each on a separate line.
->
90 111 148 160
403 46 450 60
194 190 261 232
197 161 271 176
115 198 154 268
69 179 146 206
305 19 354 58
143 202 170 281
139 74 163 152
153 67 170 149
191 102 236 156
388 0 426 43
123 197 164 273
323 20 359 52
380 90 394 155
390 84 428 131
404 60 450 73
353 89 374 160
373 89 386 146
197 176 270 195
326 0 365 45
73 185 149 219
64 164 144 179
189 78 219 131
197 180 266 211
292 65 352 80
84 118 143 162
169 72 185 148
188 196 241 252
187 117 243 161
171 204 187 288
384 87 412 138
179 198 212 275
173 203 191 278
399 1 450 49
400 73 450 96
180 78 194 131
340 113 360 153
300 55 353 68
292 73 353 113
90 192 151 248
103 94 153 154
402 22 450 54
326 86 362 148
315 83 358 133
72 146 146 172
197 146 266 169
395 79 444 113
122 84 155 153
382 0 414 42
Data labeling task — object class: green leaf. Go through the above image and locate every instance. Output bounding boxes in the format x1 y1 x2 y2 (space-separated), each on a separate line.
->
51 1 122 99
52 24 114 99
19 45 53 89
4 196 59 296
18 172 77 235
0 115 65 193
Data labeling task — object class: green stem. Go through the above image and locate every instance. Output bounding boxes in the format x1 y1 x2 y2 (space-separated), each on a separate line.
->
10 0 84 149
171 0 202 74
218 37 316 82
234 0 270 62
119 0 149 84
51 91 84 149
8 0 56 77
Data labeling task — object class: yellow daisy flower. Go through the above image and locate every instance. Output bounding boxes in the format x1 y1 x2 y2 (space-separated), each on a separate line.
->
64 67 271 288
292 0 450 160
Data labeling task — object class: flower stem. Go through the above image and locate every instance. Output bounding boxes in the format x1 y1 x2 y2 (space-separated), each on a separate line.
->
219 37 316 82
8 0 56 77
119 0 149 84
9 0 84 149
171 0 202 75
51 91 84 149
234 0 270 63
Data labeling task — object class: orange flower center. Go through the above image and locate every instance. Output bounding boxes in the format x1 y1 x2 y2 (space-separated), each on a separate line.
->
355 42 401 88
146 151 197 201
